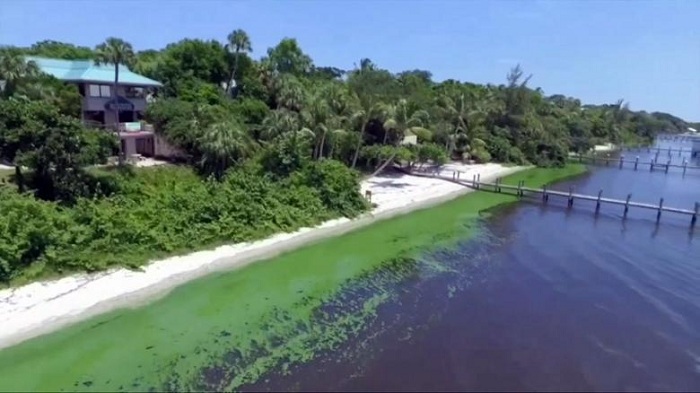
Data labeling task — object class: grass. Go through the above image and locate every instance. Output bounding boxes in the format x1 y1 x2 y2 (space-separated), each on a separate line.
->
500 164 587 187
0 164 587 392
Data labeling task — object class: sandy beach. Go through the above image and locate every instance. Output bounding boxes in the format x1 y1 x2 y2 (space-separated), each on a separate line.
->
0 162 523 350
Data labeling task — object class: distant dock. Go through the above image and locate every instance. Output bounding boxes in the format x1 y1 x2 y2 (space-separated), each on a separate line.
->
401 166 699 228
570 154 700 175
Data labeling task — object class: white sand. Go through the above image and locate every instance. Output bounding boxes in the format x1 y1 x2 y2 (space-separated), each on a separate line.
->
0 162 523 350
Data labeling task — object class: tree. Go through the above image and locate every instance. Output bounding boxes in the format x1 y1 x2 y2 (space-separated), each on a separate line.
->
264 38 313 76
0 99 115 202
198 120 257 179
154 39 229 96
225 29 252 94
0 50 40 97
27 40 94 60
94 37 136 164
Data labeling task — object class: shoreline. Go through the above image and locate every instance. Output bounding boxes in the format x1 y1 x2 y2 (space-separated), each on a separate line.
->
0 163 524 351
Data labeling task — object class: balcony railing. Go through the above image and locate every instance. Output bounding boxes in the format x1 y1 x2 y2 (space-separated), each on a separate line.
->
82 120 155 133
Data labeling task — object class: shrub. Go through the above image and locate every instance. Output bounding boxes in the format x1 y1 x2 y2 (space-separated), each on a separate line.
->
0 162 370 284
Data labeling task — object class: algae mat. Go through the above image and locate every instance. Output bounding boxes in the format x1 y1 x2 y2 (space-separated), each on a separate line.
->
0 166 584 392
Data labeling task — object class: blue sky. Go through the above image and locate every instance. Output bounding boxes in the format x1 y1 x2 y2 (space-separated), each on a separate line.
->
1 0 699 121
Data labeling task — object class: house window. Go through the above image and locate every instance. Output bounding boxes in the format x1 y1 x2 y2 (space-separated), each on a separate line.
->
89 84 112 97
124 86 145 98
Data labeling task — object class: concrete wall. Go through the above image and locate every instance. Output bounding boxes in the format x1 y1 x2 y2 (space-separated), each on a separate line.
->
122 137 138 157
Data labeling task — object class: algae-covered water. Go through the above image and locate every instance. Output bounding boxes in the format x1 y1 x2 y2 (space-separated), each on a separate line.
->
0 168 581 392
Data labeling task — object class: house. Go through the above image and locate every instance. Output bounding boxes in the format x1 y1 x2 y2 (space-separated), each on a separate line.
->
26 56 181 159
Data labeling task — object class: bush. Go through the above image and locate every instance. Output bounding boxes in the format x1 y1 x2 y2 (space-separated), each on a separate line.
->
416 143 448 166
296 159 369 217
0 162 370 284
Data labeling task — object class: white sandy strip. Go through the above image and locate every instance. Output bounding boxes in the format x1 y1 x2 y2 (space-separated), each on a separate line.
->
0 163 524 350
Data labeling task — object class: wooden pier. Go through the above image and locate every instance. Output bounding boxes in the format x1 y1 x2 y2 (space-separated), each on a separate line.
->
570 154 700 175
656 135 700 142
402 167 699 227
622 146 694 156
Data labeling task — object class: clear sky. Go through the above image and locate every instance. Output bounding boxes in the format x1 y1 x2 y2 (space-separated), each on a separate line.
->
1 0 698 121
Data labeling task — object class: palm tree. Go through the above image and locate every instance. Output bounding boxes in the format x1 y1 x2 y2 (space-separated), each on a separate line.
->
301 95 329 159
199 120 257 179
370 99 430 175
380 99 430 145
0 51 39 97
261 109 299 141
225 29 252 94
605 99 630 145
94 37 136 165
275 74 306 112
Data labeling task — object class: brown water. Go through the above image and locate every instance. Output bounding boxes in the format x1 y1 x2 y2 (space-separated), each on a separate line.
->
245 141 700 392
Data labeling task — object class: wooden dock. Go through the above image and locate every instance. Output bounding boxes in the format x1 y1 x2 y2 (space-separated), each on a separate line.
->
402 167 699 227
622 146 693 156
656 134 700 142
570 154 700 175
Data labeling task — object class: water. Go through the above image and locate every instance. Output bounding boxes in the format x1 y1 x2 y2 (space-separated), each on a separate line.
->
1 144 699 392
244 142 700 392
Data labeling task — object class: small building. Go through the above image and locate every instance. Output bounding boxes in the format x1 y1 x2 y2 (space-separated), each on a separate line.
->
400 130 418 146
26 56 181 159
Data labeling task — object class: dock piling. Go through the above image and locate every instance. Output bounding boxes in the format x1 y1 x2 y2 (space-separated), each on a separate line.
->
596 189 603 213
657 198 664 222
665 160 671 174
542 184 548 203
692 202 698 227
567 186 574 208
624 194 632 218
619 155 624 169
634 156 639 170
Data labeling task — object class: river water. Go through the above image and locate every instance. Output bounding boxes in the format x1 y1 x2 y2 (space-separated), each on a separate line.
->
244 141 700 392
1 141 698 392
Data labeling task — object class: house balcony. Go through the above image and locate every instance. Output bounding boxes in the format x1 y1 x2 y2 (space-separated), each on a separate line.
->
82 119 155 133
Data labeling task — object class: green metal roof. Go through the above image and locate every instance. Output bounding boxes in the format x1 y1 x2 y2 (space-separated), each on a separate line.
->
25 56 162 87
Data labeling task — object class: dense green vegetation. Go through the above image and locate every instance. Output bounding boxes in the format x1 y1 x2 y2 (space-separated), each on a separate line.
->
0 160 368 284
0 32 693 284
